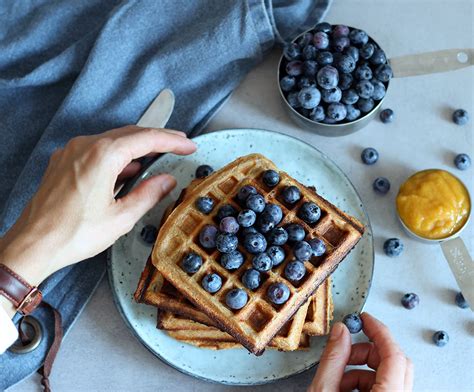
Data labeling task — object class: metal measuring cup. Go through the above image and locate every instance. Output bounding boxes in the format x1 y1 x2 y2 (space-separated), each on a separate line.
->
396 170 473 310
277 26 474 137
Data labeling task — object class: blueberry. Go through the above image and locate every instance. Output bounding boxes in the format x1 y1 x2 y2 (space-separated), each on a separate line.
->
302 44 317 61
455 292 469 309
287 92 301 108
262 170 280 187
432 331 449 347
354 64 373 80
316 51 333 66
297 76 313 89
237 209 256 228
195 196 214 214
314 22 332 33
293 241 312 261
219 216 239 234
241 226 258 236
267 246 286 267
349 29 369 45
323 118 338 124
373 177 391 194
255 213 275 234
140 225 158 244
298 32 314 47
379 108 394 123
302 60 318 77
284 260 306 281
267 282 291 305
338 72 353 90
321 87 342 103
317 65 339 89
252 252 273 272
226 289 248 310
401 293 419 309
243 232 267 254
242 269 261 290
454 153 471 170
370 48 387 65
201 273 222 293
216 204 237 221
345 104 361 121
308 238 326 257
281 185 301 204
360 43 375 59
280 75 296 92
181 252 202 273
286 223 306 242
383 238 404 257
356 80 374 99
343 313 363 333
313 31 329 49
196 164 214 178
237 185 257 202
299 202 321 224
310 105 325 122
286 60 303 76
332 24 350 37
199 225 218 248
357 98 375 113
263 204 283 224
371 79 386 100
327 102 347 121
333 36 350 53
341 89 359 105
344 46 359 62
283 43 302 61
245 193 265 213
361 147 379 165
297 86 321 109
220 250 244 270
375 64 393 82
452 109 469 125
216 233 238 253
267 227 289 246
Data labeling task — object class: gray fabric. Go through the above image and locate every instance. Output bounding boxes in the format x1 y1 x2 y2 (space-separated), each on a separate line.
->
0 0 330 388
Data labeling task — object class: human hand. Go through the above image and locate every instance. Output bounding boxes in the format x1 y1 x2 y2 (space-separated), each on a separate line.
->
0 125 196 287
308 312 413 392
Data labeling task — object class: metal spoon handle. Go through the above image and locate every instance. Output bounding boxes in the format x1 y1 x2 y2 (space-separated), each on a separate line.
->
440 237 474 311
390 48 474 78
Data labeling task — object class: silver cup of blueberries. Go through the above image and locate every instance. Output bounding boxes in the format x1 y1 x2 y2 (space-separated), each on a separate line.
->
278 22 393 137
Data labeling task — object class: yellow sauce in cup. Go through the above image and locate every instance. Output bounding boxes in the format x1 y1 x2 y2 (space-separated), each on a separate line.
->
396 169 470 240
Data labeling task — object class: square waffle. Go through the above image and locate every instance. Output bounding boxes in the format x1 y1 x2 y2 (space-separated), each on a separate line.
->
152 154 364 354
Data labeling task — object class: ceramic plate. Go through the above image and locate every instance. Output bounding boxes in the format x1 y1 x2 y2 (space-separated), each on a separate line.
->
108 129 374 385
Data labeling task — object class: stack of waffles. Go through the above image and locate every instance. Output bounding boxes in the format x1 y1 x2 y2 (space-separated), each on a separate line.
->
135 154 364 355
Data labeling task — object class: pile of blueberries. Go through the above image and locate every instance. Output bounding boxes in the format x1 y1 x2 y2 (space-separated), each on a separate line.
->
181 165 327 311
279 22 392 124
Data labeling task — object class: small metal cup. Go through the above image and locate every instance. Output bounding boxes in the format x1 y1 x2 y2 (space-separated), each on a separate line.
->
396 170 473 310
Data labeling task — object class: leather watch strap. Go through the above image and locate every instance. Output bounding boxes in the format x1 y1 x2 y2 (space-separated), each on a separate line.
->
0 264 43 315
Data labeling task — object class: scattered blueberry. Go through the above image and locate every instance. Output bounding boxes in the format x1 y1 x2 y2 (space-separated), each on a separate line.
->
283 43 302 61
286 60 303 76
226 288 248 310
374 64 393 82
140 225 158 244
243 232 267 254
237 185 257 202
455 292 469 309
359 43 375 59
371 79 386 100
314 22 332 33
299 202 321 224
216 204 237 221
284 260 306 282
216 233 238 253
280 75 296 92
401 293 419 309
252 252 273 272
338 72 353 90
379 108 394 123
317 65 339 89
361 147 379 165
432 331 449 347
293 241 312 261
345 104 361 121
267 282 291 305
263 204 283 224
308 238 326 257
281 185 301 204
316 51 333 66
196 164 214 178
302 60 318 77
268 227 289 246
246 193 266 213
201 273 222 293
262 170 280 187
332 24 350 37
220 250 244 270
370 48 387 65
199 225 218 248
321 87 342 103
237 209 257 228
181 252 202 274
219 216 239 234
195 196 214 214
356 79 374 99
327 102 347 121
267 246 286 267
357 98 375 113
454 153 471 170
298 86 321 109
383 238 404 257
242 269 261 290
286 223 306 242
313 31 329 49
354 64 372 80
373 177 391 194
341 89 359 105
452 109 469 125
343 313 363 333
349 29 369 45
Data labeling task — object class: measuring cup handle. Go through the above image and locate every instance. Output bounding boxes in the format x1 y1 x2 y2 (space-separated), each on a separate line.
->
440 237 474 311
390 48 474 78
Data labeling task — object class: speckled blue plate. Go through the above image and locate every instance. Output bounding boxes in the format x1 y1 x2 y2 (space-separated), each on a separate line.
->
108 129 374 385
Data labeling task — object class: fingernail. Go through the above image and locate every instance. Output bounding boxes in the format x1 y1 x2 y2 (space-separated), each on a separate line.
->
160 176 176 193
329 322 344 341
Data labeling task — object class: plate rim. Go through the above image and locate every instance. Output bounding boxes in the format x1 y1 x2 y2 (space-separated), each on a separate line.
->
107 127 375 386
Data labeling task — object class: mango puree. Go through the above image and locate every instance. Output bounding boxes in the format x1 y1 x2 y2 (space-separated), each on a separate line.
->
396 169 470 240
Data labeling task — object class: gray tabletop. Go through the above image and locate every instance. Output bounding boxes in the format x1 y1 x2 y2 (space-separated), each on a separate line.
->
10 1 474 391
